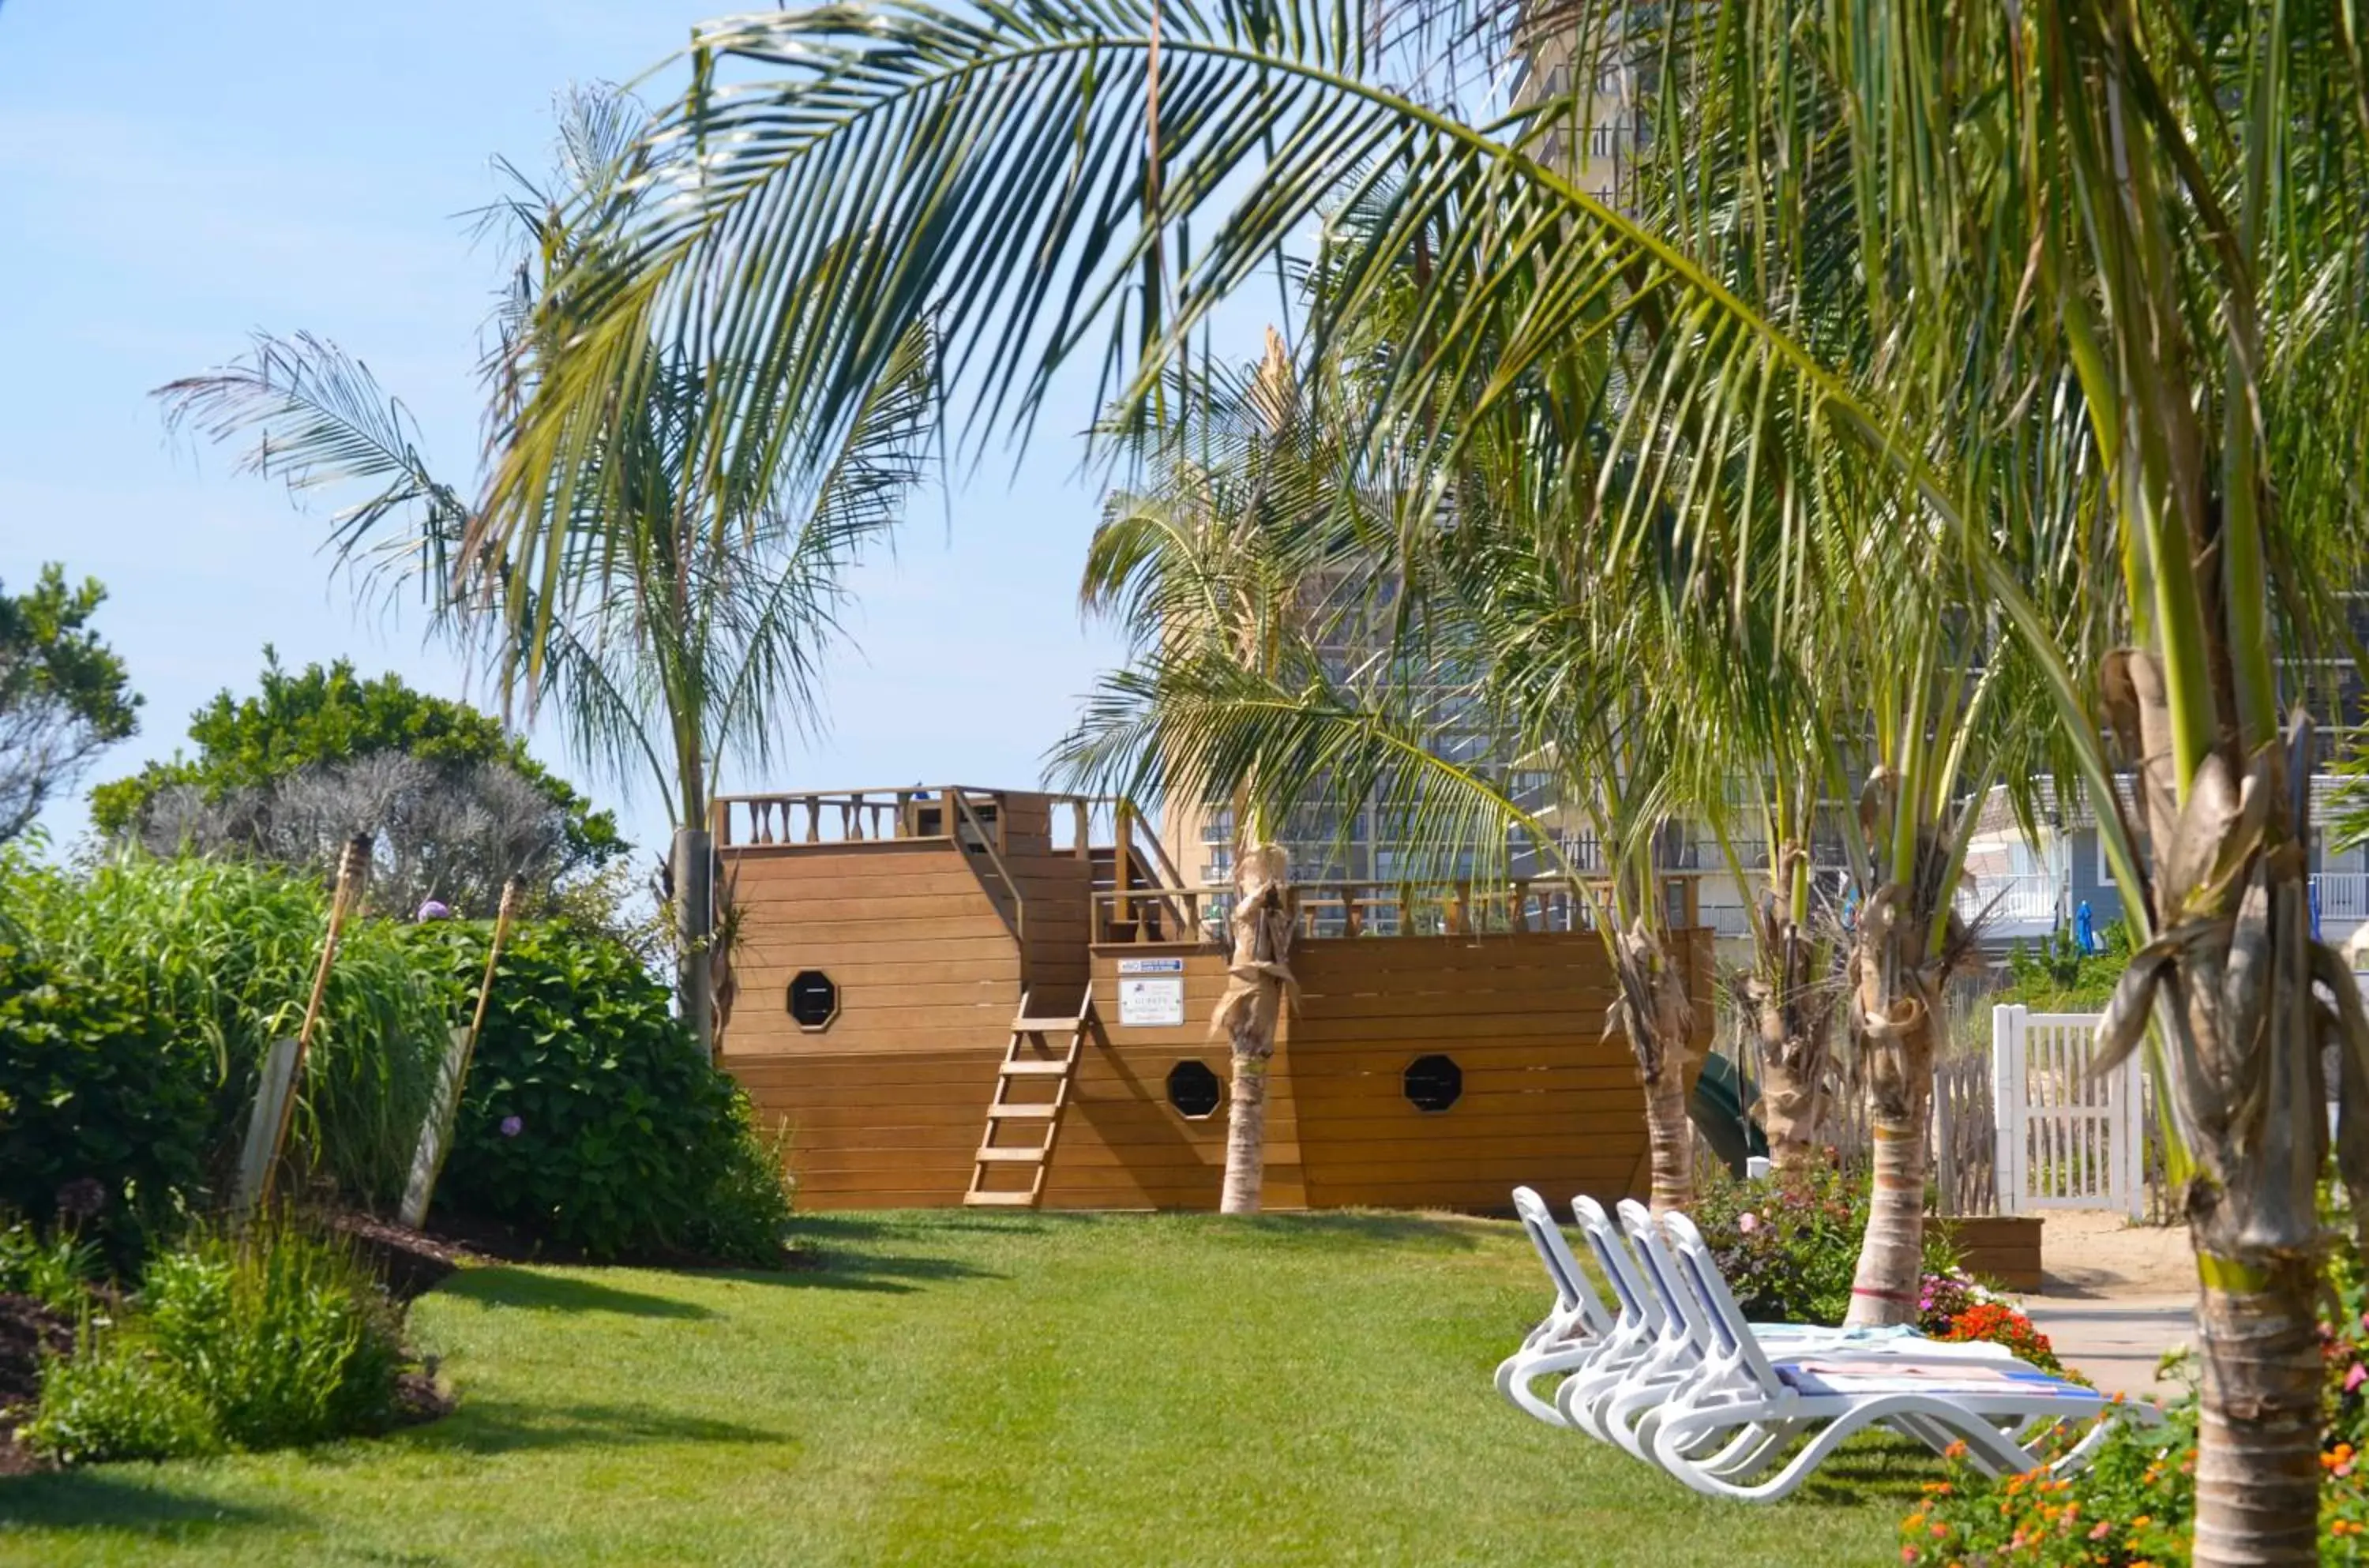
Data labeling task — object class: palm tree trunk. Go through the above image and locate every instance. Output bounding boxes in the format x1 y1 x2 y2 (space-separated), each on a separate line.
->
1842 889 1943 1329
671 825 715 1056
2170 886 2326 1566
1215 842 1295 1214
1753 1036 1828 1174
1743 906 1835 1174
1612 922 1696 1214
1641 1063 1695 1214
2089 655 2332 1563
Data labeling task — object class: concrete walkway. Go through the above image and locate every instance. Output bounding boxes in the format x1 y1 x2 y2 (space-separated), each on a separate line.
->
2020 1294 2193 1401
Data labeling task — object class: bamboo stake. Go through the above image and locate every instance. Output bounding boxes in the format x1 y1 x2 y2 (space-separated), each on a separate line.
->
258 833 373 1212
466 876 525 1067
400 876 526 1229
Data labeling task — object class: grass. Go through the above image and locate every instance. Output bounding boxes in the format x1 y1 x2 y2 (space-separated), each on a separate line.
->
0 1211 1924 1566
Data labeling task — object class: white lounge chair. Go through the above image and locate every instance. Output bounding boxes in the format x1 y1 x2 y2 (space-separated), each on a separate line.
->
1549 1195 1684 1439
1577 1199 2010 1461
1644 1213 2158 1502
1496 1187 1618 1426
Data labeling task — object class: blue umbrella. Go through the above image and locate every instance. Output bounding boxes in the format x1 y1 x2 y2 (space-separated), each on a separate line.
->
2074 900 2097 955
2312 877 2323 941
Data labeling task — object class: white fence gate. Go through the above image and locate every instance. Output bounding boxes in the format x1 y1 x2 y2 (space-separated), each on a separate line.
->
1991 1004 2146 1218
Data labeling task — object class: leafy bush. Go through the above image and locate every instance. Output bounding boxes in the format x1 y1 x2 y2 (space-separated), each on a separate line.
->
0 942 211 1265
9 854 447 1206
21 1221 407 1465
1999 923 2133 1012
1691 1165 1959 1326
24 1349 221 1465
0 1216 104 1314
405 921 791 1262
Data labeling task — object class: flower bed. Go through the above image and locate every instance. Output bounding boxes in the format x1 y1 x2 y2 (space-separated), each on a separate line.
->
1902 1236 2369 1563
1919 1270 2068 1375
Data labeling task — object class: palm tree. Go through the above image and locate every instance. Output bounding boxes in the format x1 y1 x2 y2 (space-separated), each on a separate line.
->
159 88 934 1051
1065 329 1711 1212
481 7 2369 1554
1077 334 1370 1211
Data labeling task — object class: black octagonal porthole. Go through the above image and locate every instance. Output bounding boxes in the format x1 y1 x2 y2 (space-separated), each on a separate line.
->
1403 1053 1462 1112
1166 1060 1223 1119
788 970 841 1031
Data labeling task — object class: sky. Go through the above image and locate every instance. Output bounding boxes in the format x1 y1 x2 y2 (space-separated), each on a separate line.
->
0 2 1260 861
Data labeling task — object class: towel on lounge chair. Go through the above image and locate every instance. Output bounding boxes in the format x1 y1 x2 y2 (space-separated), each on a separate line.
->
1774 1360 2091 1395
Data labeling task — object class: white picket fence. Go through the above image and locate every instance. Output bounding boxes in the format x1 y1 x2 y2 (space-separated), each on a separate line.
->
1990 1004 2146 1218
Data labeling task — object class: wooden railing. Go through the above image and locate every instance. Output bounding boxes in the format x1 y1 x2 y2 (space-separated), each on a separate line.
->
712 784 1182 947
1090 871 1714 944
712 786 1022 850
950 789 1025 943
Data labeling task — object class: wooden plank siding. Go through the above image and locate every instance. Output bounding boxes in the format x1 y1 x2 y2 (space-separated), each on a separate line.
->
1077 930 1715 1214
718 797 1714 1214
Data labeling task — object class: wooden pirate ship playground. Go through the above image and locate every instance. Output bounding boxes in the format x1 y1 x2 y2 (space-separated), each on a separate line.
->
711 786 1716 1211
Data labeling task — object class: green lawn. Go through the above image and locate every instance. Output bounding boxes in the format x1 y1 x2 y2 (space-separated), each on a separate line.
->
0 1211 1920 1566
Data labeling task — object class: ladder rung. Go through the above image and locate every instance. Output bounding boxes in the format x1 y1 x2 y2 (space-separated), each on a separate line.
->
974 1146 1046 1163
963 1189 1041 1206
984 1103 1057 1119
999 1060 1072 1076
1011 1017 1082 1033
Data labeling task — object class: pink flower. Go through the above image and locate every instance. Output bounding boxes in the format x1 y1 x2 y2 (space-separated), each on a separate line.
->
1738 1212 1760 1233
2088 1521 2112 1540
2348 1363 2367 1395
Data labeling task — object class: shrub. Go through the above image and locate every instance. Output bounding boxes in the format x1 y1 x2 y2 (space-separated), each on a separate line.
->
0 942 211 1265
404 921 792 1262
1691 1164 1959 1326
23 1346 223 1465
0 1216 104 1315
1999 923 2133 1012
10 854 447 1206
21 1220 406 1465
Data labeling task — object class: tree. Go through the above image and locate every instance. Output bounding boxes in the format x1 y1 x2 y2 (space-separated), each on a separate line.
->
481 6 2369 1555
1076 336 1346 1213
1065 332 1710 1212
0 565 139 842
92 654 622 915
155 89 934 1050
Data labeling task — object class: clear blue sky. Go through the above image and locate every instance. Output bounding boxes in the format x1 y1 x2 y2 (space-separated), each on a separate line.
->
0 2 1248 861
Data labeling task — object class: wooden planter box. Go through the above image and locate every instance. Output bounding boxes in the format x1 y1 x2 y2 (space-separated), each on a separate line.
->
1926 1214 2044 1292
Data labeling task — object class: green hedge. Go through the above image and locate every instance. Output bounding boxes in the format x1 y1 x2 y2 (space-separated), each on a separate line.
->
6 854 445 1210
406 921 790 1262
0 944 211 1266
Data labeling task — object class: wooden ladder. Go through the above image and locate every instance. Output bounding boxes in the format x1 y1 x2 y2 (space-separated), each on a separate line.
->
963 992 1091 1208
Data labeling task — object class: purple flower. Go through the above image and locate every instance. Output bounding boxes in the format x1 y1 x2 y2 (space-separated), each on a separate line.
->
416 900 452 921
499 1115 524 1138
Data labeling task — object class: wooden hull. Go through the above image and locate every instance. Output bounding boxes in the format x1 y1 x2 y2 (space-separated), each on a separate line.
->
721 889 1715 1212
